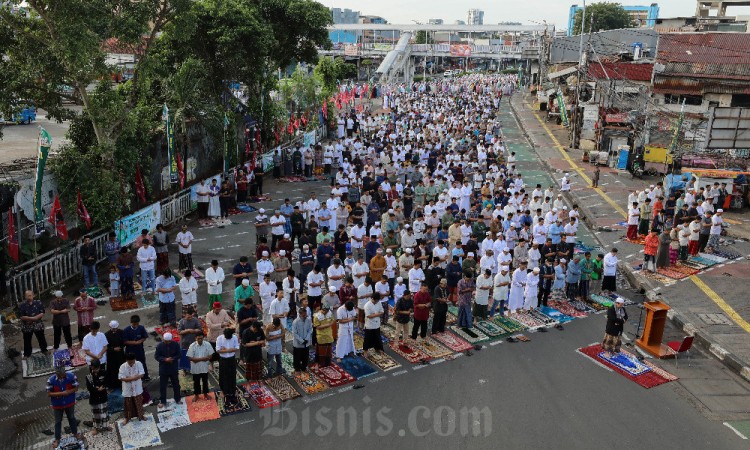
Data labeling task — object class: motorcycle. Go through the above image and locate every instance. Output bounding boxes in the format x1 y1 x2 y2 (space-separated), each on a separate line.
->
631 161 644 179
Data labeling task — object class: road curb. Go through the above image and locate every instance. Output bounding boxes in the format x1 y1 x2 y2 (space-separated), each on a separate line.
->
509 95 750 384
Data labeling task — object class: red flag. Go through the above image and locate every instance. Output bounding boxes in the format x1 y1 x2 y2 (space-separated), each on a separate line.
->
288 113 295 134
135 164 146 203
245 136 251 157
7 208 19 262
175 153 185 188
322 99 328 120
301 113 308 127
48 195 68 240
76 190 92 229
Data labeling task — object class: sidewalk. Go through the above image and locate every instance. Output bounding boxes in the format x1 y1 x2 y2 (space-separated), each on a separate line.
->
510 91 750 383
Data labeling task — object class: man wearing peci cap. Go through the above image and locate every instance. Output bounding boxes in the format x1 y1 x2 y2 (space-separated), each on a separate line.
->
47 363 81 447
270 210 286 251
205 260 225 309
313 302 335 366
154 332 181 408
50 290 73 351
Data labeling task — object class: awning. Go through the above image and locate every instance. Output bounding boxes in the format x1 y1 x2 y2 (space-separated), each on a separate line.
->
547 66 578 81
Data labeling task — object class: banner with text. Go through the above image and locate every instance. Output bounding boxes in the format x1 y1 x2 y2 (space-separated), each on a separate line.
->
450 44 472 57
114 202 162 247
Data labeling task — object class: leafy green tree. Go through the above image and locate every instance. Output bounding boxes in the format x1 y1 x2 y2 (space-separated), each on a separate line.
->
572 2 633 35
415 30 432 44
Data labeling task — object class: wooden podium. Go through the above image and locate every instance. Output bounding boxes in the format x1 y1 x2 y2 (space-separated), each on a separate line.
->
636 301 673 359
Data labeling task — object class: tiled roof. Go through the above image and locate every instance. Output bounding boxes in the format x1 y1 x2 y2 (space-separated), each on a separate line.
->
588 62 653 81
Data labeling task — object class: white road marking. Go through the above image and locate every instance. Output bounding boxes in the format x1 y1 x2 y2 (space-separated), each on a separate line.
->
391 369 409 376
195 431 215 438
338 386 354 393
368 376 387 383
723 422 748 439
412 364 428 370
236 418 255 425
490 340 503 346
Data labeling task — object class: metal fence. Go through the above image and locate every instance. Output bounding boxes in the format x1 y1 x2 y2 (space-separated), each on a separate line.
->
6 183 199 306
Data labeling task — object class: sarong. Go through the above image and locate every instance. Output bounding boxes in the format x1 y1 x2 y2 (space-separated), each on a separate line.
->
124 394 144 420
92 401 109 429
601 333 622 353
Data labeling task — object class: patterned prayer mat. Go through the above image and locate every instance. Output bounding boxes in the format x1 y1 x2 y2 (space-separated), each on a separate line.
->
216 388 252 416
117 414 162 449
70 345 87 367
280 352 295 375
264 376 301 401
387 340 431 364
656 267 693 280
178 370 195 395
600 293 637 307
432 331 473 352
363 349 401 372
110 296 138 311
642 359 679 381
185 392 220 423
448 306 459 316
309 363 356 387
539 306 575 324
513 334 531 342
624 236 646 245
22 352 53 378
353 333 364 351
491 316 526 333
711 247 742 260
449 326 490 343
446 312 458 324
589 294 615 308
598 351 652 376
156 399 191 432
83 429 121 450
510 311 547 329
412 338 454 359
53 348 72 368
108 389 124 414
693 254 725 265
291 370 329 394
241 382 280 408
642 271 676 284
529 309 558 325
337 355 378 379
139 294 159 308
86 286 104 298
547 300 588 318
679 259 708 270
577 344 676 389
380 324 399 341
475 320 508 337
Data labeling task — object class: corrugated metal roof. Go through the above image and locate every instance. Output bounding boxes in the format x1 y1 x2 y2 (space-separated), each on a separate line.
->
653 77 750 95
657 33 750 64
588 62 653 81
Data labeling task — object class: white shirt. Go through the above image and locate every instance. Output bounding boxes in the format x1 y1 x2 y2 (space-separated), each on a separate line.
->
357 283 373 309
178 276 198 305
270 215 286 235
256 259 274 283
258 281 277 311
351 262 369 287
205 267 225 295
408 267 425 293
118 361 144 397
337 306 357 332
216 334 239 358
82 332 108 364
136 246 156 270
603 253 618 277
196 185 210 203
327 265 346 290
269 298 290 327
710 215 723 235
175 231 194 254
432 246 448 267
364 300 384 329
494 272 510 300
186 341 213 374
475 274 493 305
306 272 325 297
351 226 366 248
384 255 397 278
393 283 407 301
282 277 301 301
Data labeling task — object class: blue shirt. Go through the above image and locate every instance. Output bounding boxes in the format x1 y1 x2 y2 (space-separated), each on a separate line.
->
47 372 78 409
156 276 176 303
123 325 148 354
549 224 563 245
566 261 582 283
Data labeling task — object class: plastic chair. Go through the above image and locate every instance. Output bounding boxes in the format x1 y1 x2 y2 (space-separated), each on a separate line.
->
667 336 694 367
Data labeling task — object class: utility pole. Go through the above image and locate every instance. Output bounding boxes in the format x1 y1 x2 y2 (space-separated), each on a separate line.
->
571 7 589 151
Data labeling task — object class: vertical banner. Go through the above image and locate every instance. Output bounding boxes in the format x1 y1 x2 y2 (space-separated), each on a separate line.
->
33 128 52 233
163 104 177 184
223 113 230 173
557 91 569 128
518 67 523 89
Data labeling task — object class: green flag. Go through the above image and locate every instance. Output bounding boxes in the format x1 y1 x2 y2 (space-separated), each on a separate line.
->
163 104 177 184
557 91 569 128
33 128 52 233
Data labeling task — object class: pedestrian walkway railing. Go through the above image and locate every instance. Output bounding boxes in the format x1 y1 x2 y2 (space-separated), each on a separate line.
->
5 184 199 306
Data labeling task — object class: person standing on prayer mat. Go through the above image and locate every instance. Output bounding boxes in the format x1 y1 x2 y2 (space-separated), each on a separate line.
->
335 301 357 360
105 320 125 389
216 328 239 401
123 315 150 381
363 293 385 353
412 284 431 340
47 363 81 448
265 318 285 376
313 302 335 366
601 298 628 356
655 229 671 269
432 280 450 333
152 224 170 273
74 288 96 343
85 360 111 435
292 308 313 372
118 353 146 424
508 261 528 315
82 321 108 372
205 260 225 309
601 249 618 293
242 322 266 381
394 290 413 341
456 271 475 328
50 290 73 351
19 290 48 358
156 269 178 327
186 332 213 401
155 332 182 408
208 178 221 219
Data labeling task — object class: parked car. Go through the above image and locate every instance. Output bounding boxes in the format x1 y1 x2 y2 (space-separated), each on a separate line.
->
0 106 36 124
443 70 453 78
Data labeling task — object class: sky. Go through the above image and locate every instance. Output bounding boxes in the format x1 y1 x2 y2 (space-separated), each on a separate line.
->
319 1 703 30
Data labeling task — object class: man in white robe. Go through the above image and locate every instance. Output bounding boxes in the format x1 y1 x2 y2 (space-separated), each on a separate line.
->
508 262 528 313
523 268 540 311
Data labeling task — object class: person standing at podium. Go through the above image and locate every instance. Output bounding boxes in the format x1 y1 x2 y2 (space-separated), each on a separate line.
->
601 298 628 356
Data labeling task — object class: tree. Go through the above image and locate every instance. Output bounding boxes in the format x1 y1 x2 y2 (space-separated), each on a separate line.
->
572 2 633 35
415 30 432 44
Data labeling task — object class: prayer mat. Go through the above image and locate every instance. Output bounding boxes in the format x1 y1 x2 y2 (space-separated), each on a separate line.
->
679 260 708 270
529 309 558 325
117 414 162 449
156 399 191 432
577 344 676 389
642 359 679 381
337 355 378 379
356 329 389 345
216 388 252 416
139 294 159 308
449 326 490 344
539 306 575 324
589 294 615 308
22 351 53 378
690 255 722 266
53 348 72 368
185 392 220 423
475 320 508 337
448 305 459 317
309 363 356 387
641 271 676 284
380 324 399 342
666 264 700 276
83 429 121 450
208 365 244 386
387 340 431 364
656 267 692 280
624 236 646 245
363 349 401 372
601 293 637 307
110 296 138 311
547 300 589 318
432 331 473 352
696 252 728 264
70 344 87 367
711 247 742 260
412 338 454 359
513 334 531 342
280 352 295 375
353 333 364 351
178 370 195 395
241 382 280 408
510 311 547 329
154 326 180 343
264 376 301 401
491 316 526 333
291 370 329 394
446 312 458 324
598 351 652 376
248 195 272 203
584 300 608 311
108 389 124 414
86 286 104 298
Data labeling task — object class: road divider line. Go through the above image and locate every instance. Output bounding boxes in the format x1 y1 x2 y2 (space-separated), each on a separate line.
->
723 422 748 439
691 276 750 334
